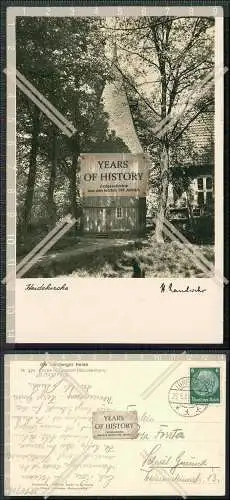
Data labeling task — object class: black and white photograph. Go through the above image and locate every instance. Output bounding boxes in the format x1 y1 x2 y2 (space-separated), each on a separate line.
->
6 5 224 343
16 13 216 279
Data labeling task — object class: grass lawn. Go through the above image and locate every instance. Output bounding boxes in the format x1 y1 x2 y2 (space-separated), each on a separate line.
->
22 235 214 278
71 240 214 278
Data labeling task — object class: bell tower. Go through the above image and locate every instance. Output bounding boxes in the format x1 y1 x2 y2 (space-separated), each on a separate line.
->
81 36 147 235
102 41 143 155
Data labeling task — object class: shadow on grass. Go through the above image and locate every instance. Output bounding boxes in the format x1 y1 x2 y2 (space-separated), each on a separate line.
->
19 235 215 279
22 241 141 278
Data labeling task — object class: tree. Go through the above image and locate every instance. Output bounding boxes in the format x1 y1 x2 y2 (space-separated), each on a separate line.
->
22 104 41 233
16 16 215 247
108 16 214 240
16 17 118 240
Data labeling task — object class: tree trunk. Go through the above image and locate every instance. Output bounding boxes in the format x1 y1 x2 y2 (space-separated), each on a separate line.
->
47 126 57 227
69 151 82 224
69 89 81 225
23 105 40 233
186 190 195 240
66 77 81 225
154 143 170 242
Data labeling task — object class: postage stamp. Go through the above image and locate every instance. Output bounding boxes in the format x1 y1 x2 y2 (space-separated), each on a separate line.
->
190 367 220 404
92 410 139 439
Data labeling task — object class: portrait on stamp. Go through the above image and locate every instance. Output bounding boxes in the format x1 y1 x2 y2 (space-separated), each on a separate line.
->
190 368 220 404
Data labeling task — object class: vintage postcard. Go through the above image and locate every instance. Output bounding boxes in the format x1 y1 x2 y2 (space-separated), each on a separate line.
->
5 5 225 342
4 353 226 496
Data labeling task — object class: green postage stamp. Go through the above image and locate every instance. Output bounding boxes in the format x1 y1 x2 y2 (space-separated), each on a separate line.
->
190 368 220 404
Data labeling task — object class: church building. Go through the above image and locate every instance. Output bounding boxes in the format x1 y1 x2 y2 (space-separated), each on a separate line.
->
81 48 147 235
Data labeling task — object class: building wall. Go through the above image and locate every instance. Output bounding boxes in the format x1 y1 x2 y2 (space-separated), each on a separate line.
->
82 197 146 233
169 172 214 210
81 53 145 235
101 64 143 155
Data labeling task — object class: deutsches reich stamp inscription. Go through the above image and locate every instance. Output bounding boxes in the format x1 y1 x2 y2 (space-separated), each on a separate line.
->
92 410 139 439
190 368 220 404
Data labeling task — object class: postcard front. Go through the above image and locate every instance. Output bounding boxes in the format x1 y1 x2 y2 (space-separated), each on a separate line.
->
5 353 226 496
5 5 225 343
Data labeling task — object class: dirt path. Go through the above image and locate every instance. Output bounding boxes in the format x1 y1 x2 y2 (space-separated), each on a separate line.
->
39 237 137 264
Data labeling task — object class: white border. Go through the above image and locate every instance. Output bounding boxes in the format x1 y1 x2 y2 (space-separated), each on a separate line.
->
6 6 224 343
4 352 226 496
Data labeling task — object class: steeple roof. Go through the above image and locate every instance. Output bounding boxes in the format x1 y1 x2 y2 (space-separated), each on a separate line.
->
101 47 143 154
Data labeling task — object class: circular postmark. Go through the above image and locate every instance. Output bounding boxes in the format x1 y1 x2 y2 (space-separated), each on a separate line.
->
168 377 208 417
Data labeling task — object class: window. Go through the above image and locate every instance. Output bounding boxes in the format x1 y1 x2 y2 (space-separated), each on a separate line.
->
116 207 123 219
206 176 213 190
206 191 213 206
197 192 204 206
196 175 213 207
197 177 204 190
